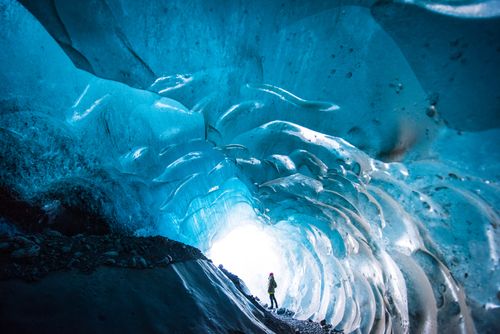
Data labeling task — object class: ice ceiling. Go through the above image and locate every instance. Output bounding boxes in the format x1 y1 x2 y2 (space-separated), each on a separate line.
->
0 0 499 333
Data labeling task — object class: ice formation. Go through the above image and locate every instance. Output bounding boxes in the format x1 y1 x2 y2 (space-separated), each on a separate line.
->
0 0 499 333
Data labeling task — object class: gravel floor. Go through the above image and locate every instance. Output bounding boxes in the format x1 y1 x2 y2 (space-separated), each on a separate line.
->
265 308 343 334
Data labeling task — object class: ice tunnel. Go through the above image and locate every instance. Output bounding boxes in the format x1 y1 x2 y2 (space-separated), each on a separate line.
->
0 0 499 333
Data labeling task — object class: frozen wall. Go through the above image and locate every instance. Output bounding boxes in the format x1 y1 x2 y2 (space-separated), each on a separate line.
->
1 0 499 333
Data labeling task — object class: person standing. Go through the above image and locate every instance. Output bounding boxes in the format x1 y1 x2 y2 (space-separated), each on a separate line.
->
268 272 278 309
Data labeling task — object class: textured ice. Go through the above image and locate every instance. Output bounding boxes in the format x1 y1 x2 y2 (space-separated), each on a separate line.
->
1 0 499 333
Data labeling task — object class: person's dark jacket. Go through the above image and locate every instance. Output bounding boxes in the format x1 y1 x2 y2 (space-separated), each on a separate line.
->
268 275 277 294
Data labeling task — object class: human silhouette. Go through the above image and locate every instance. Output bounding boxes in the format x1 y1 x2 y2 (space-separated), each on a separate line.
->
268 272 278 309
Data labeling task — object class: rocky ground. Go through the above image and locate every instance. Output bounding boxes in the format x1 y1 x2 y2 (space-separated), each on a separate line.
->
270 310 331 334
0 230 205 281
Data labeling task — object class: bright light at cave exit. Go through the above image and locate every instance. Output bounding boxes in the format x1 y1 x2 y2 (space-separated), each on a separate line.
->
208 206 286 303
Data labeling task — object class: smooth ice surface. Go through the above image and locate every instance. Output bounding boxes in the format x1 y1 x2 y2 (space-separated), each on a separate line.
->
1 0 499 333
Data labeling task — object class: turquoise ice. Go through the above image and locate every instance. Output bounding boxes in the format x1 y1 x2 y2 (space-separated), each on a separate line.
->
1 0 499 333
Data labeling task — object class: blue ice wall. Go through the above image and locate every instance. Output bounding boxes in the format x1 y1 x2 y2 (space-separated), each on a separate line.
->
1 0 499 333
16 0 500 155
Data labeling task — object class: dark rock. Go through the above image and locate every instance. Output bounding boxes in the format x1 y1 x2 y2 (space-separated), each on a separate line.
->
136 256 147 268
0 186 47 233
426 105 437 117
12 236 34 246
103 251 119 257
67 258 78 268
0 181 117 237
34 180 114 236
156 255 172 265
11 244 40 258
0 241 11 252
44 229 63 237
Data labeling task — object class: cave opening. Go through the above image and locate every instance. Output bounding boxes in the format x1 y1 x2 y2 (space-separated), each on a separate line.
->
207 207 288 305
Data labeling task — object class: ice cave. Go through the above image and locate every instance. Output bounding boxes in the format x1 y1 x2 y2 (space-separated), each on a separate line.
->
0 0 499 333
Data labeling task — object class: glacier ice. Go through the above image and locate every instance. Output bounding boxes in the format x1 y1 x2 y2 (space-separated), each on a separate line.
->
1 0 499 333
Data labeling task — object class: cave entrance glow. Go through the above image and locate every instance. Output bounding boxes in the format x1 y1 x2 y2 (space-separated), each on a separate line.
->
208 221 287 304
